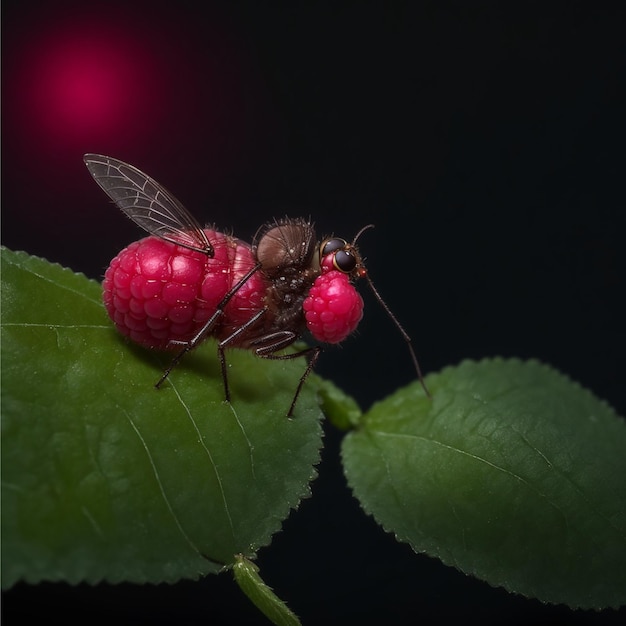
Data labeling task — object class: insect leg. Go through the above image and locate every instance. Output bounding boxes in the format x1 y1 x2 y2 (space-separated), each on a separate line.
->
216 308 268 402
155 308 225 388
248 332 323 417
155 261 263 388
273 345 322 418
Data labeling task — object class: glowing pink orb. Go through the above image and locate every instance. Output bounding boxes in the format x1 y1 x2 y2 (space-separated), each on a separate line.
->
11 18 162 148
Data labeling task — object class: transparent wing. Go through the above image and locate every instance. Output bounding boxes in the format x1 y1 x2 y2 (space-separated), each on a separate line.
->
84 154 213 256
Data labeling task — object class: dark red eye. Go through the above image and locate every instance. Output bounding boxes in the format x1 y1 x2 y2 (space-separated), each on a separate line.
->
333 249 357 273
321 238 346 258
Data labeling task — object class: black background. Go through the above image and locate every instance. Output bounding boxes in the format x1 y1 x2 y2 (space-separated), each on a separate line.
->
2 2 625 624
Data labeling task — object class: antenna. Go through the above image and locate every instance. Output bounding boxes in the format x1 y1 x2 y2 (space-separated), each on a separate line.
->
354 224 431 399
363 273 432 399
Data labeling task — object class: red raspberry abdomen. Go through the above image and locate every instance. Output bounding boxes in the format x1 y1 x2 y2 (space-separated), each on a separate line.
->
103 231 267 350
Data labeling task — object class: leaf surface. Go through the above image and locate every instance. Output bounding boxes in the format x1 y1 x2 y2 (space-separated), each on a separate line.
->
342 358 626 609
1 247 322 588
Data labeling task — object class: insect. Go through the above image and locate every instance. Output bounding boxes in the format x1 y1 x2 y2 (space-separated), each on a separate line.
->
84 154 429 416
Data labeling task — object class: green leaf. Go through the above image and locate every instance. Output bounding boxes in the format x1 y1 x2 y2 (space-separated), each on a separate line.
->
233 554 301 626
1 247 323 588
315 377 362 431
342 358 626 610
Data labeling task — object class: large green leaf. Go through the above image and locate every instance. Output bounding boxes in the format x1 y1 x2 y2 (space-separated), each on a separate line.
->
1 247 323 588
342 358 626 610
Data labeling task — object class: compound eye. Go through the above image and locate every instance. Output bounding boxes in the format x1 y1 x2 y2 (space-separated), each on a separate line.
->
321 238 346 258
333 249 357 273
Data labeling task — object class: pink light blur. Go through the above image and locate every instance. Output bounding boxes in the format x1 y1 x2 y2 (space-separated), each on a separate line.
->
21 29 151 142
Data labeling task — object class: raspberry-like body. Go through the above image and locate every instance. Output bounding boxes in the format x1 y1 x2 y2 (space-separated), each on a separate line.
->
302 270 364 344
102 231 267 350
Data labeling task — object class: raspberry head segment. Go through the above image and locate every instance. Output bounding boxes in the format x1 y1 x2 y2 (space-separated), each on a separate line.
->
302 270 364 344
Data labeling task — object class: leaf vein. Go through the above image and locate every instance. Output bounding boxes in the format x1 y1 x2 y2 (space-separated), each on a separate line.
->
370 430 569 526
169 381 236 540
1 323 110 329
8 260 102 307
227 402 256 481
123 408 202 555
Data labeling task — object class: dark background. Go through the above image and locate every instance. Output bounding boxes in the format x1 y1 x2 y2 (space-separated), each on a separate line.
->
2 1 625 624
